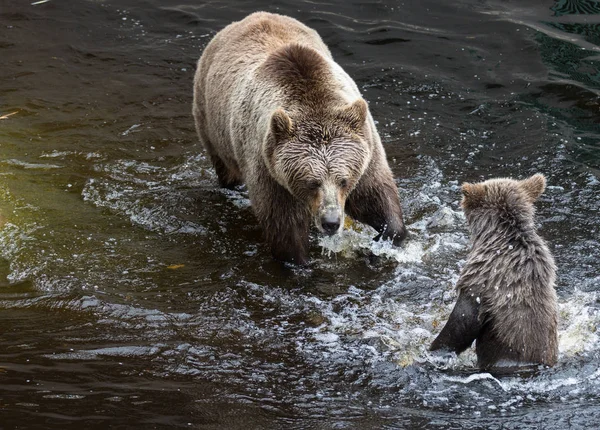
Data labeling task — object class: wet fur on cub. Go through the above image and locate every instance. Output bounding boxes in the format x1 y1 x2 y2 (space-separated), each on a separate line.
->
193 12 406 264
430 174 558 370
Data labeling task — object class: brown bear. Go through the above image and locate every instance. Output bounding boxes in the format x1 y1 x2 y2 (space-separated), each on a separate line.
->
430 174 558 370
193 12 406 264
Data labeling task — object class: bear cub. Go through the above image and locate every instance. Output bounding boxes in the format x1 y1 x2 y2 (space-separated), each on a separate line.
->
193 12 406 264
430 173 558 370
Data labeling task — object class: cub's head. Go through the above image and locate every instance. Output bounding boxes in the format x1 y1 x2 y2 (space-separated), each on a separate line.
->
461 173 546 227
263 98 372 236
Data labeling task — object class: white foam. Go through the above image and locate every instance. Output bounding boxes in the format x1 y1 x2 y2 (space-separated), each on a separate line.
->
558 289 600 355
81 157 209 235
441 373 505 389
314 332 339 343
46 345 162 360
121 124 141 136
319 222 425 263
39 150 76 159
2 159 62 170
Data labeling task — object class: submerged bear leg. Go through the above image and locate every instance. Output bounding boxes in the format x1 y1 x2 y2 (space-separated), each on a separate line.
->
345 174 406 245
194 105 242 189
475 326 521 370
251 177 311 265
475 306 558 370
266 220 310 265
210 154 243 189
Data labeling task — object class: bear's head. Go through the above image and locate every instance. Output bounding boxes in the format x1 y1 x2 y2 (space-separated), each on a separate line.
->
263 98 372 236
461 173 546 232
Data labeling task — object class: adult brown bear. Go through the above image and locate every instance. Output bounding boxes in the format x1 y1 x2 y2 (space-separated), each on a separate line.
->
193 12 406 264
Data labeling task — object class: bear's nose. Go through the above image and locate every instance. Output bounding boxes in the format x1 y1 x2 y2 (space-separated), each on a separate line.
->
321 214 341 235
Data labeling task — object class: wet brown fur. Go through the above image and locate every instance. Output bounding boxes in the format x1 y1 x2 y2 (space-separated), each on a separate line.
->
430 174 558 370
193 12 406 264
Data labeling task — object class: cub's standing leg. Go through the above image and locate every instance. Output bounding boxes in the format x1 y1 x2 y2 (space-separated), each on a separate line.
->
429 288 482 354
345 167 406 245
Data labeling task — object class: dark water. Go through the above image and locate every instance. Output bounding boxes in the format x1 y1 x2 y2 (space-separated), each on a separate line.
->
1 0 599 428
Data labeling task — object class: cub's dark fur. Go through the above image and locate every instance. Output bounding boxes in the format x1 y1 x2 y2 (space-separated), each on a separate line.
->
430 174 558 370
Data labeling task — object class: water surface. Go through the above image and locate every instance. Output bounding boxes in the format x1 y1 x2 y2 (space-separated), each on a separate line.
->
1 0 599 428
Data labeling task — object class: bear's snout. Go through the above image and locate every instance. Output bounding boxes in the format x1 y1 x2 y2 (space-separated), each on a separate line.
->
316 181 344 236
320 211 341 235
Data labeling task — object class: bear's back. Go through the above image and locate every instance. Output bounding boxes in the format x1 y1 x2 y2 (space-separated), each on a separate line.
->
199 12 331 80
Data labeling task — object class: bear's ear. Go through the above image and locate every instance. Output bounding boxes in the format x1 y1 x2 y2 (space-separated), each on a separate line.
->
270 109 293 142
461 182 486 207
520 173 546 202
338 98 368 131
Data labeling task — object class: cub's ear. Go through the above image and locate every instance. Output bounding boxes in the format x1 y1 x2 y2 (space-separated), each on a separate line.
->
338 98 368 131
270 109 293 142
520 173 546 202
461 182 486 208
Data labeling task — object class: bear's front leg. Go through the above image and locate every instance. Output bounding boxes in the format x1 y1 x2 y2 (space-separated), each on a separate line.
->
267 222 310 265
250 176 311 265
430 287 482 354
345 169 407 246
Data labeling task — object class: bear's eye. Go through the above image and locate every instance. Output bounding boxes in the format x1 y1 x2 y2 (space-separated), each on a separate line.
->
306 180 322 191
339 178 348 189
